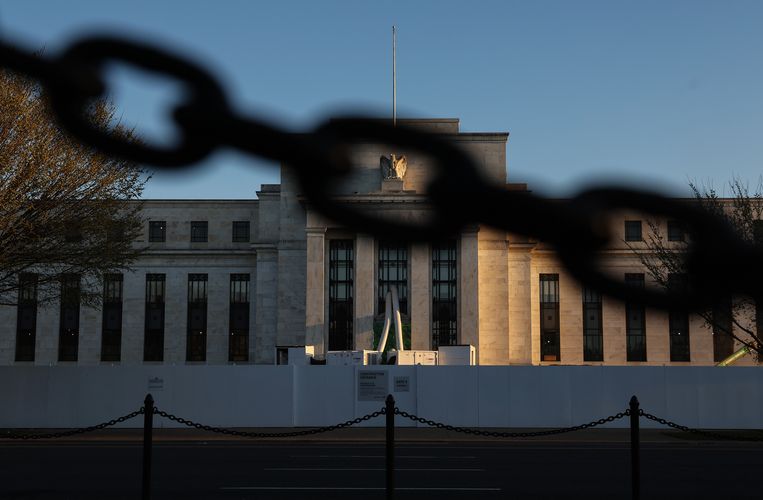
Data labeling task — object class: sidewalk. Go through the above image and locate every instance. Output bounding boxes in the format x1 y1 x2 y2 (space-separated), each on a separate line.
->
3 426 762 444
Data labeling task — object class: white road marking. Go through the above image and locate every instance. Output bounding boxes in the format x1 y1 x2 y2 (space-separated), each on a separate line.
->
290 455 477 459
221 486 501 491
264 467 484 471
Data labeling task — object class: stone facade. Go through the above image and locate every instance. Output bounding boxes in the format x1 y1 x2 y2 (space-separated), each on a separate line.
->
0 119 759 366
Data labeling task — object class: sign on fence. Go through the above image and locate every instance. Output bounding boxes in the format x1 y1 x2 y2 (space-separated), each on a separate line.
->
358 371 388 401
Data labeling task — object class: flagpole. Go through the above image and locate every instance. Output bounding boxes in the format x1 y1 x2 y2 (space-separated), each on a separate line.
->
392 25 397 127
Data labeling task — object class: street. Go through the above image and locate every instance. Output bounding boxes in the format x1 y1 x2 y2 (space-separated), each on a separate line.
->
1 438 761 499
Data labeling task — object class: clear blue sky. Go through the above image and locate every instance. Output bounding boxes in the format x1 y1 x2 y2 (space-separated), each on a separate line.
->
2 0 762 199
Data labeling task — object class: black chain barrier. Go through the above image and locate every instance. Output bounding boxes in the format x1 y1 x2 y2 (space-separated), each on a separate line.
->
2 408 144 440
0 34 762 311
639 409 763 442
394 407 630 438
152 406 386 438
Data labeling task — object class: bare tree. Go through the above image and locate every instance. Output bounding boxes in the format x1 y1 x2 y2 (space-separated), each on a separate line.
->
0 67 146 307
633 178 763 360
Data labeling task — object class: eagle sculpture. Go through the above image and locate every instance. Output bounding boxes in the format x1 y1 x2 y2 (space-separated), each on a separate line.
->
380 154 407 180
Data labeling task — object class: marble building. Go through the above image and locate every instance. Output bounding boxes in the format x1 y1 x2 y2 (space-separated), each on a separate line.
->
0 118 758 366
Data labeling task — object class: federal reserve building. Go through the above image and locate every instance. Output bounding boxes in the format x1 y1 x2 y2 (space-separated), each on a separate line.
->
0 119 759 367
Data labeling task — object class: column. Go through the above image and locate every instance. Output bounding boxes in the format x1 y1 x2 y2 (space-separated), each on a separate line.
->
354 234 375 350
459 228 480 355
254 245 278 363
305 229 326 357
508 244 533 364
410 242 430 350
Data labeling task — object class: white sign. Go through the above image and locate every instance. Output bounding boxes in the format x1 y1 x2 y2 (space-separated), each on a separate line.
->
148 377 164 391
357 371 388 401
394 376 410 392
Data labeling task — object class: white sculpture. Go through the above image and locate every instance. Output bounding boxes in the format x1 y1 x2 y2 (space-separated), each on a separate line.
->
376 285 405 355
380 154 407 179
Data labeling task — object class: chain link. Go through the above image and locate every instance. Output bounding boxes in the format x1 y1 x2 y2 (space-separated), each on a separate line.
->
639 410 763 442
152 406 386 438
2 408 145 440
393 408 630 438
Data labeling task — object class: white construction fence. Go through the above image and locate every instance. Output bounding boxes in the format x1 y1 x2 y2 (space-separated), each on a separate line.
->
1 365 761 430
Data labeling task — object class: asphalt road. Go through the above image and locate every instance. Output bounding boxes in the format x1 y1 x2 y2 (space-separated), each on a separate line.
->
1 440 761 499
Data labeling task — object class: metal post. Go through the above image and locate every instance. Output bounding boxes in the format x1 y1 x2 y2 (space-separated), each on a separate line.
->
142 394 154 500
629 395 640 500
386 394 395 500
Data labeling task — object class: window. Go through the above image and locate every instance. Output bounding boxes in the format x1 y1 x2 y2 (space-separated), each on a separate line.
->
712 298 734 362
229 274 250 362
329 240 354 351
625 273 647 361
754 219 763 246
378 242 408 315
582 287 603 362
668 274 690 362
144 274 165 362
58 274 80 362
15 274 37 362
190 221 208 242
432 241 457 348
101 274 123 362
187 274 208 361
540 274 560 362
667 220 685 242
149 221 166 242
232 221 250 243
624 221 642 242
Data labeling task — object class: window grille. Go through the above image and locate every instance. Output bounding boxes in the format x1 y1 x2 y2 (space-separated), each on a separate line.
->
329 240 354 351
190 221 208 242
625 273 647 361
232 221 250 242
101 274 123 362
187 274 208 361
15 274 37 362
378 241 408 315
624 221 642 242
229 274 250 362
582 287 603 362
144 274 165 361
432 241 457 348
148 221 166 242
540 274 560 361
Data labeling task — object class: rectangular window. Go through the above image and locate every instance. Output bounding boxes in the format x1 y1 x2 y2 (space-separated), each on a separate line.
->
540 274 560 362
624 221 642 242
232 221 250 243
101 274 123 362
229 274 250 362
144 274 165 362
58 274 80 362
15 274 38 362
329 240 354 351
668 274 690 362
190 221 208 242
148 221 166 242
187 274 208 361
667 220 685 242
625 273 647 361
712 298 734 362
378 241 408 315
432 241 457 348
582 287 603 362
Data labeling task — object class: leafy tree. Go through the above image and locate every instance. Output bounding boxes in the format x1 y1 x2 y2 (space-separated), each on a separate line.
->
632 179 763 360
0 67 146 307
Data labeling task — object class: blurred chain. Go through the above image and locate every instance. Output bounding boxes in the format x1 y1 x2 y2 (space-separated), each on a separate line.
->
394 407 629 438
2 408 144 440
0 34 762 310
640 410 763 442
153 406 386 438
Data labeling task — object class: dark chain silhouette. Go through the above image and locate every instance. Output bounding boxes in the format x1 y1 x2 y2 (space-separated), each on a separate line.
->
2 408 144 440
0 34 761 310
152 406 386 438
5 404 760 442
